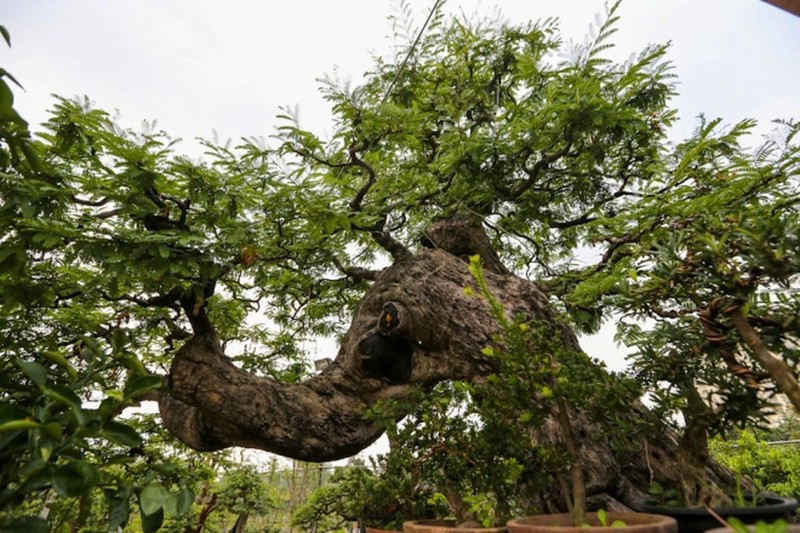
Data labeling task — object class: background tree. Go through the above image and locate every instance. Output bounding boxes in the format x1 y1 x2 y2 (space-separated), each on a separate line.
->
711 411 800 499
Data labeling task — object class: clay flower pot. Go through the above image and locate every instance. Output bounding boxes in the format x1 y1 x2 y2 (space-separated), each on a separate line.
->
404 519 507 533
506 512 677 533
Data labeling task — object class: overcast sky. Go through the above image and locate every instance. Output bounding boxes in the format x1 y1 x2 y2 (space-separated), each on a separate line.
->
4 0 799 150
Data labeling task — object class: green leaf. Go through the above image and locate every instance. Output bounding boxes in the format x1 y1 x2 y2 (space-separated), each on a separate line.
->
52 460 99 498
0 78 13 112
157 244 170 259
40 350 78 381
19 141 42 172
43 421 63 440
0 516 49 533
164 487 195 517
44 383 83 409
0 67 24 91
105 388 124 401
139 484 168 515
39 440 53 461
17 360 47 387
79 336 104 361
101 421 144 448
107 487 132 531
140 506 164 533
123 375 163 400
111 328 128 353
0 419 41 432
151 462 178 476
0 404 32 424
0 25 11 47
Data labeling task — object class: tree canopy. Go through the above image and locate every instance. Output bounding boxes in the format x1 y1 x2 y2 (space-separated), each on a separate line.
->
1 2 799 531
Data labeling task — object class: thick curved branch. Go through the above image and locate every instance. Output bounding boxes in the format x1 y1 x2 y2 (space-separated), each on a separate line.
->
160 218 559 460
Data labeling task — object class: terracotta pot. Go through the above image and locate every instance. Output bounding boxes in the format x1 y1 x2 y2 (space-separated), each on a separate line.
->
367 528 402 533
404 519 507 533
632 493 799 533
506 512 678 533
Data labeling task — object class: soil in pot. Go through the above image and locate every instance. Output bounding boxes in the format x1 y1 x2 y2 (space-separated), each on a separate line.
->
506 512 678 533
632 493 799 533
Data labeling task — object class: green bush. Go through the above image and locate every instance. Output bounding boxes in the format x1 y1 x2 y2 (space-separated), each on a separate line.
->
711 414 800 498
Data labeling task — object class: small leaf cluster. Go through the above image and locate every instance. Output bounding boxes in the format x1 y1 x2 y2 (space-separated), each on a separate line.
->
292 459 447 531
711 412 800 498
366 382 529 527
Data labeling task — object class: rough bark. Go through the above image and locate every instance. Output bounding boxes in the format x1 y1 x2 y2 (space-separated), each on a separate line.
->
160 245 558 461
158 217 732 509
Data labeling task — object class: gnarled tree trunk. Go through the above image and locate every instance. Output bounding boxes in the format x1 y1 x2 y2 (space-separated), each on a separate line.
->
159 216 733 509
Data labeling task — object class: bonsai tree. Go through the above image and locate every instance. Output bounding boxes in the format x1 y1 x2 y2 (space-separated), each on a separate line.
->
292 459 448 532
469 257 643 526
1 2 798 528
594 116 800 506
360 257 643 529
366 380 531 528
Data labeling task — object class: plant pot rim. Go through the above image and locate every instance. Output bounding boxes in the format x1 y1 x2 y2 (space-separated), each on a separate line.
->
705 526 800 533
506 512 677 533
403 519 507 533
632 492 799 516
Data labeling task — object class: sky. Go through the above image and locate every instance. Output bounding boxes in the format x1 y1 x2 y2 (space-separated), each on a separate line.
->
3 0 799 150
2 0 799 461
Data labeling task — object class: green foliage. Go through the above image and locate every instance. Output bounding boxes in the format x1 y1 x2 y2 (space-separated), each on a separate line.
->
292 460 448 531
345 256 641 528
469 255 641 524
725 517 790 533
711 413 800 498
216 465 276 518
1 0 799 525
370 382 531 526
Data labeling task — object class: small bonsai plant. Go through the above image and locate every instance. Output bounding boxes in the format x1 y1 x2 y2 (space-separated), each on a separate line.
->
467 256 644 527
292 457 448 532
367 380 531 529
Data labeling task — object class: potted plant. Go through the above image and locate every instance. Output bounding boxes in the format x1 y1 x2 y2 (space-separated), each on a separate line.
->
368 381 523 533
292 457 449 533
464 258 679 533
507 510 679 533
594 116 800 530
